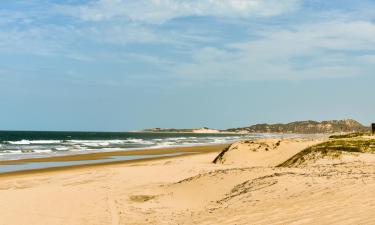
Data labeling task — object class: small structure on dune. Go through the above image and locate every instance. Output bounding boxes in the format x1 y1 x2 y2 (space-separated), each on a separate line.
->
372 123 375 135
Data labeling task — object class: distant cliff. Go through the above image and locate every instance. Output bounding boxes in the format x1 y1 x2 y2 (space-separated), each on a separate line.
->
225 119 369 134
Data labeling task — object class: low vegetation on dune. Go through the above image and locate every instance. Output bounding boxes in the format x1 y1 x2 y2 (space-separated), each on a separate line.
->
279 135 375 167
329 132 370 139
212 138 320 167
212 140 281 164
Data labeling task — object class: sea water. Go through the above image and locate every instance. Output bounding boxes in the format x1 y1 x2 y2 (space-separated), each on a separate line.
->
0 130 292 161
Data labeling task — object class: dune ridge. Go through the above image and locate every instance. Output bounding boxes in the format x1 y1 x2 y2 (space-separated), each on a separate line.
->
213 138 321 166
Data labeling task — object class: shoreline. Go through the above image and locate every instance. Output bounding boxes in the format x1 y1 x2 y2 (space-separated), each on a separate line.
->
2 136 374 224
0 144 228 177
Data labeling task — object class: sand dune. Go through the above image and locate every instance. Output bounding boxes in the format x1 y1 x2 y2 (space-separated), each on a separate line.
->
1 136 375 225
213 138 322 166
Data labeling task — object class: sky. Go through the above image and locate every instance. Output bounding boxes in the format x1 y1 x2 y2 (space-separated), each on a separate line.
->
0 0 374 131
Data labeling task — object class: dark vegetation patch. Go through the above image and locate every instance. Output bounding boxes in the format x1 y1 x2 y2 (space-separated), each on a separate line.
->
212 145 231 164
129 195 155 202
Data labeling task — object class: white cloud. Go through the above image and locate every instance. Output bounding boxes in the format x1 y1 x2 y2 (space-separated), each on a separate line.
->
58 0 301 23
170 20 375 81
2 1 375 83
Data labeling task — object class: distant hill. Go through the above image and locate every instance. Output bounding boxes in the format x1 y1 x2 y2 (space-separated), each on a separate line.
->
225 119 369 134
143 127 220 133
143 128 195 133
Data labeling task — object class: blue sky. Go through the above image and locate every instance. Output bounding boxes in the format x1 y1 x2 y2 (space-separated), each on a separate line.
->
0 0 374 131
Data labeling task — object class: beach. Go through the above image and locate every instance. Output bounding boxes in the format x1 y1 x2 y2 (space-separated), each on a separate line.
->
0 144 228 176
2 1 373 224
1 136 375 224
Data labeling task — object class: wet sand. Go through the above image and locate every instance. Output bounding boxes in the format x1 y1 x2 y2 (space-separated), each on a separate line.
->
0 144 228 177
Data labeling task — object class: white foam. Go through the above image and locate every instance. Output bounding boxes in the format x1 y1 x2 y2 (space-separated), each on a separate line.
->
7 140 31 145
124 139 154 145
7 140 61 145
2 150 23 154
0 133 295 161
68 139 153 146
54 147 69 151
31 140 61 144
33 149 53 153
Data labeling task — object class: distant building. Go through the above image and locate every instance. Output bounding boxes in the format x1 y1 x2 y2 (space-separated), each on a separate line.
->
372 123 375 134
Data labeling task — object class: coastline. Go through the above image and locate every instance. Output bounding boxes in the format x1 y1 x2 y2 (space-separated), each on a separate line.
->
2 136 375 224
0 144 228 177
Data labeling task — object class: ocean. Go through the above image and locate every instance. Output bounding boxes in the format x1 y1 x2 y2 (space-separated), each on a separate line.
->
0 131 283 161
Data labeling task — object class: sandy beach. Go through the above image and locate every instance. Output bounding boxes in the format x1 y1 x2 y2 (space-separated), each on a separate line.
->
2 0 373 224
1 136 375 225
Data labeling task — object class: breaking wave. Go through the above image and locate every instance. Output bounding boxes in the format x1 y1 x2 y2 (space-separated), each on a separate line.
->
0 131 295 160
